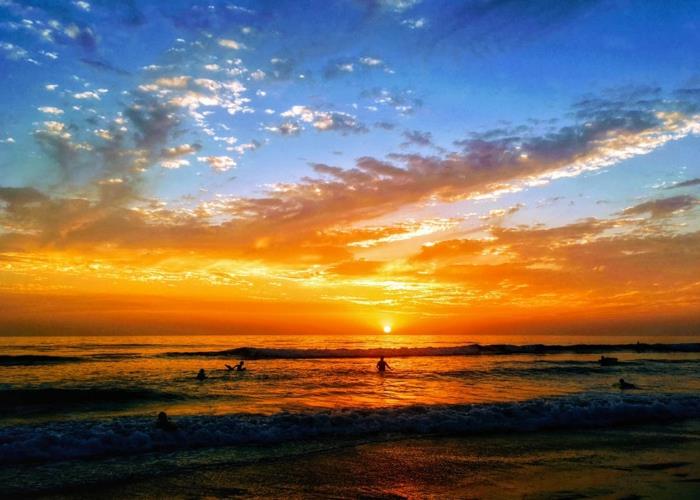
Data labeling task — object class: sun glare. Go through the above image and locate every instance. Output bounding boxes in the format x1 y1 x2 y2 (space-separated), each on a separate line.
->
383 324 392 333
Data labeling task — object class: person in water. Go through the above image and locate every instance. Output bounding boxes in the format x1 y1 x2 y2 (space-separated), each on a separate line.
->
617 378 637 390
196 368 207 380
225 361 246 372
376 356 392 373
155 411 177 432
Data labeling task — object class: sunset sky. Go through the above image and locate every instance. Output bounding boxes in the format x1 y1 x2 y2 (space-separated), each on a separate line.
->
1 0 699 336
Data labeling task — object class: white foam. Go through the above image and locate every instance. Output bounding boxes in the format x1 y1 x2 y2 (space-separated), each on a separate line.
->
1 393 699 465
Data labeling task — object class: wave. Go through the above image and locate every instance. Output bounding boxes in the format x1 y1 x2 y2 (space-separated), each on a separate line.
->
0 387 182 413
0 355 83 366
163 342 700 360
1 393 699 464
0 353 141 366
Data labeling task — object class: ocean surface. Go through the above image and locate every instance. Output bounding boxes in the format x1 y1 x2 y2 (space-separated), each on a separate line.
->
1 333 700 496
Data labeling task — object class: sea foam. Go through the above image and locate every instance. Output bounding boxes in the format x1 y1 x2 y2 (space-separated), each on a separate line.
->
1 393 699 464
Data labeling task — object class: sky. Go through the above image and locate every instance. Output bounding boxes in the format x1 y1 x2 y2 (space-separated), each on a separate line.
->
1 0 700 336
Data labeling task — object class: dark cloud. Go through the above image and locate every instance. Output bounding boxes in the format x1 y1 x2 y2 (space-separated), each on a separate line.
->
374 121 396 130
666 178 700 189
401 130 433 147
0 187 48 206
80 58 131 76
125 98 181 150
622 195 699 219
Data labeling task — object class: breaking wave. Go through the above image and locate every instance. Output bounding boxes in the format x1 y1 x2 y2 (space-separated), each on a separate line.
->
163 343 700 359
0 355 83 366
2 393 699 464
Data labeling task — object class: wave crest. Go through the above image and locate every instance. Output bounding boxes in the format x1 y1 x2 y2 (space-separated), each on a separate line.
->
1 393 698 464
163 343 700 360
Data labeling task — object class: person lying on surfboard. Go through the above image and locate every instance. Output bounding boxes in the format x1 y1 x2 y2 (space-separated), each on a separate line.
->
225 360 246 371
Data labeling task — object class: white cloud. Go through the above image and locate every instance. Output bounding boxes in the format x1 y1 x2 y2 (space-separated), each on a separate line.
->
359 57 382 66
161 159 190 169
37 106 64 115
218 38 244 50
73 91 100 100
250 69 266 80
402 17 427 29
73 1 91 12
197 155 236 172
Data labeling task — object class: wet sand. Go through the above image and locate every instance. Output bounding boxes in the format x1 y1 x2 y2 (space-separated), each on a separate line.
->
39 419 700 499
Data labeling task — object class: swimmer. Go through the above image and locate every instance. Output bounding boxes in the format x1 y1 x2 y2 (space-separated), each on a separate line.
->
616 378 637 390
376 356 392 373
196 368 207 381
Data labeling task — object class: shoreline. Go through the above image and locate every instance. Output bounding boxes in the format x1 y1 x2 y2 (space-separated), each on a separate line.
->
9 419 700 499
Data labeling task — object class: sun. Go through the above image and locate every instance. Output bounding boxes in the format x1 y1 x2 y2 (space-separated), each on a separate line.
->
383 324 392 334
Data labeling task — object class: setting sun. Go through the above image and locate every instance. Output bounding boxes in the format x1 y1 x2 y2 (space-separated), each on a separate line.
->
383 325 392 334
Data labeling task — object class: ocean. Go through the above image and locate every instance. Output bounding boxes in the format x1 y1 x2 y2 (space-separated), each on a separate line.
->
1 334 699 497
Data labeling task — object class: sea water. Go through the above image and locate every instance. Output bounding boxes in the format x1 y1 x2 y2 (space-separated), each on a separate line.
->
1 334 699 494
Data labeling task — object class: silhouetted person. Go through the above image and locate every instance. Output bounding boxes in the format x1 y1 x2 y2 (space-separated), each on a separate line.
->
155 411 177 431
225 361 246 371
376 356 392 373
196 368 207 380
599 355 618 366
617 378 637 390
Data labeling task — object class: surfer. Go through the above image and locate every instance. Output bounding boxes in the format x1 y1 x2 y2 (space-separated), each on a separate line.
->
225 361 246 372
616 378 637 390
196 368 207 380
376 356 392 373
155 411 177 432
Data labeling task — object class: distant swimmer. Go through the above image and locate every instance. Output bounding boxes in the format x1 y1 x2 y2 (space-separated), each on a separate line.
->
599 356 619 366
155 411 177 432
196 368 207 380
615 378 638 390
376 356 392 373
225 361 246 372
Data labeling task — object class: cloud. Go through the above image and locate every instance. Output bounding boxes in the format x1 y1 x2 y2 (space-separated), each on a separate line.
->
160 159 190 169
411 238 487 262
401 129 433 147
73 91 101 100
80 58 131 76
197 155 236 172
125 98 181 150
37 106 64 115
361 88 422 114
323 56 390 78
621 195 699 219
5 86 700 277
161 143 202 158
275 106 368 135
0 187 49 206
667 178 700 189
218 38 244 50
